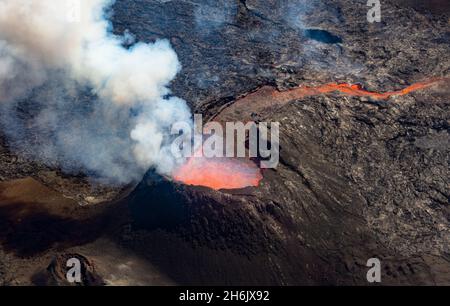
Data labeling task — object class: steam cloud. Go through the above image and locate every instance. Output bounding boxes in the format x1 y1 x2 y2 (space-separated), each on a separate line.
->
0 0 191 183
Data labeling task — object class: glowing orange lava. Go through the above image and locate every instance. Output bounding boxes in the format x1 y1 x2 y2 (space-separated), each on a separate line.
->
174 77 448 190
173 155 263 190
277 78 444 101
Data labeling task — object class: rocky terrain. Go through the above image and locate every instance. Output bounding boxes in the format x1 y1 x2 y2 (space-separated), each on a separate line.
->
0 0 449 285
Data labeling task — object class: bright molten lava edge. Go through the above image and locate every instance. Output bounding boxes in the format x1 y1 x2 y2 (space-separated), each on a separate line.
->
273 77 446 102
173 155 263 190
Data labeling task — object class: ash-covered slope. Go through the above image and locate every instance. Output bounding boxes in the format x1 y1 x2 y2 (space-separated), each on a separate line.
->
0 0 449 285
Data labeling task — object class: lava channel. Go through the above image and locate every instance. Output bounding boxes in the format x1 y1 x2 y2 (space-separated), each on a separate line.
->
173 77 448 190
276 77 446 101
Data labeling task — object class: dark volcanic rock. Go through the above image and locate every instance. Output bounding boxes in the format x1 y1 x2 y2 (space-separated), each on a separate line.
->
0 0 449 285
111 0 450 108
110 0 450 285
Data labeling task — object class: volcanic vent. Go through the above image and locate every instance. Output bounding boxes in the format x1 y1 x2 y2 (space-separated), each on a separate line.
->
173 155 263 190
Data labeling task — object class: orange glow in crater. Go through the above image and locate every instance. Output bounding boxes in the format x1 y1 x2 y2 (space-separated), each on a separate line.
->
173 155 263 190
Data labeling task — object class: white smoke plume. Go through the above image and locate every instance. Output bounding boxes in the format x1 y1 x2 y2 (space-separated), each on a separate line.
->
0 0 191 183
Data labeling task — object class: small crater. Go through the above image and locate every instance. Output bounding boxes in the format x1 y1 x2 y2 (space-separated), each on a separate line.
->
303 29 342 44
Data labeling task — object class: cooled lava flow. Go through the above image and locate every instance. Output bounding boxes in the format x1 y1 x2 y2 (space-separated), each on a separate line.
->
174 77 448 190
173 155 263 190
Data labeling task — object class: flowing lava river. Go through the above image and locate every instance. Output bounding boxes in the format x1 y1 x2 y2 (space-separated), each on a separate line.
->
173 77 448 190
